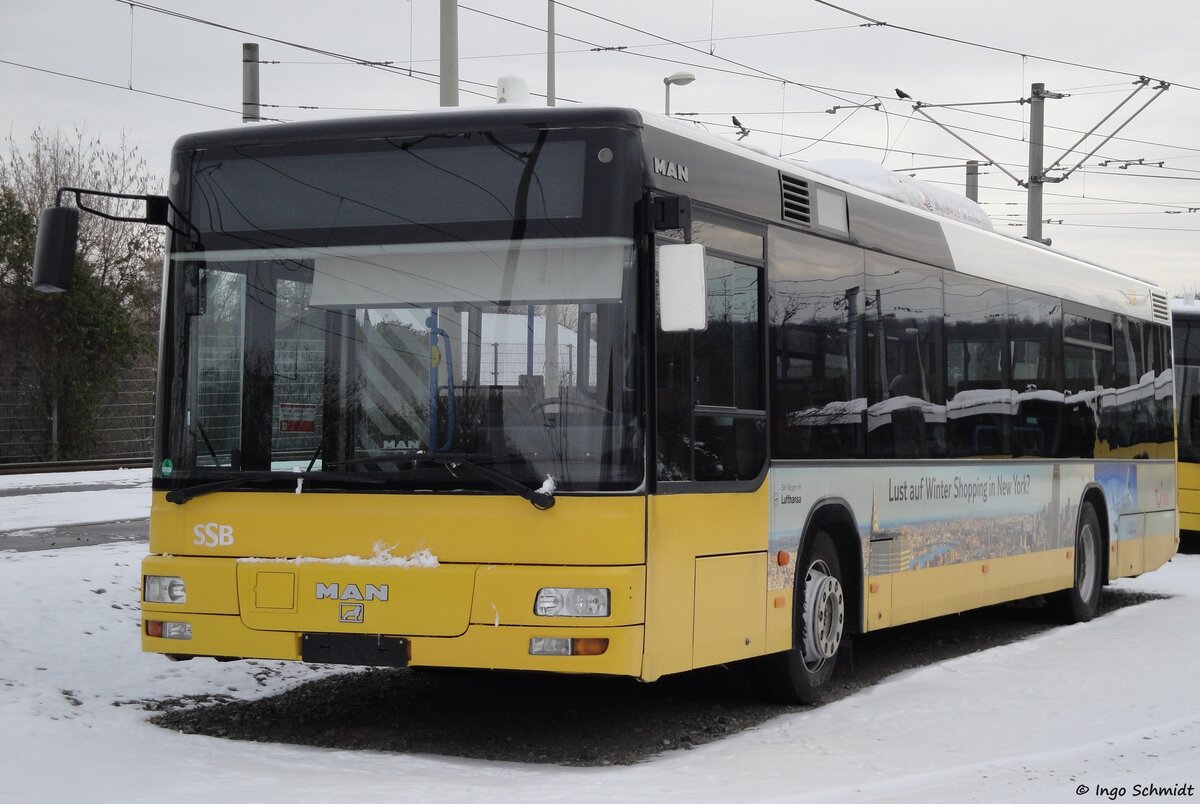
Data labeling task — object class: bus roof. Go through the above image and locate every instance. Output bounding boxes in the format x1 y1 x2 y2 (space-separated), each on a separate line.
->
172 105 644 152
172 104 1169 325
637 110 1169 325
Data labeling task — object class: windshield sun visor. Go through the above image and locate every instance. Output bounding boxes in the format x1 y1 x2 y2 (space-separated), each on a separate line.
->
309 238 631 308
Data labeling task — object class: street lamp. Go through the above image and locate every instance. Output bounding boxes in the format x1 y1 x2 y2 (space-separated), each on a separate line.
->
663 71 695 115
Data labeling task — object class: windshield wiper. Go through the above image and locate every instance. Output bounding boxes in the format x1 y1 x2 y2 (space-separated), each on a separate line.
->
326 450 556 510
437 454 555 510
194 422 222 468
165 470 385 505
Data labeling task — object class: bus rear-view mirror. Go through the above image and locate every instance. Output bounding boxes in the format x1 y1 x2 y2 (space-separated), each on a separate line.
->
33 206 80 294
658 242 708 332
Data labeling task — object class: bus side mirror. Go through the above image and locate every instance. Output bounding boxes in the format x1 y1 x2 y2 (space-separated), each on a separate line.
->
657 243 708 332
33 206 80 294
32 189 187 294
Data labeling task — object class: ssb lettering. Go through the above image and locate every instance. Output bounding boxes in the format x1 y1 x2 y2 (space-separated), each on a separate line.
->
192 522 234 547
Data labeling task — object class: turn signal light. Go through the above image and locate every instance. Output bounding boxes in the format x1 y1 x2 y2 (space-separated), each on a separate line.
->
146 620 192 640
528 637 610 656
570 638 609 656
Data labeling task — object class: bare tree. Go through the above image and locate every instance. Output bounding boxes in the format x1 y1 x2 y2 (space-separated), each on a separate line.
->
1 127 163 302
1 128 165 460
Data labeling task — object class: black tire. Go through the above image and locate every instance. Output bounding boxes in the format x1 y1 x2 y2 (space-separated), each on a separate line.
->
1047 502 1103 624
753 529 846 705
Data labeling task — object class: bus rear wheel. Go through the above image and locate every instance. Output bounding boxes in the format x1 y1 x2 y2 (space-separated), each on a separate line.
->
1048 501 1103 624
753 529 845 705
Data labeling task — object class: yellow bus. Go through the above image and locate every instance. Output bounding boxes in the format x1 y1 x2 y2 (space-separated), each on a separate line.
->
36 106 1178 703
1173 301 1200 539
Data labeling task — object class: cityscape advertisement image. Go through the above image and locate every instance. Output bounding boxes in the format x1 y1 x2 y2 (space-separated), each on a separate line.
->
767 462 1169 593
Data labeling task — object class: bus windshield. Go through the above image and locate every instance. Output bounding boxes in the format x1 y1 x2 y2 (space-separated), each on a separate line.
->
160 127 643 494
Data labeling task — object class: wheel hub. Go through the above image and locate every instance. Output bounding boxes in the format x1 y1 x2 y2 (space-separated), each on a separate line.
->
1078 522 1098 600
802 561 845 665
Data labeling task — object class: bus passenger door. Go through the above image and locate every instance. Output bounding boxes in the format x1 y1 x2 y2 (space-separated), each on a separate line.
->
647 215 770 677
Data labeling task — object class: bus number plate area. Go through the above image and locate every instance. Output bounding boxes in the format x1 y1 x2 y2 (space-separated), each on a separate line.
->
301 633 410 667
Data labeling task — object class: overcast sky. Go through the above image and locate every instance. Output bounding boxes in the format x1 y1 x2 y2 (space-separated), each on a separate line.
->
3 0 1198 293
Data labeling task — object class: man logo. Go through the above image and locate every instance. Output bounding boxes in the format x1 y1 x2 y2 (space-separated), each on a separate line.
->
653 157 689 182
339 603 365 624
315 583 389 601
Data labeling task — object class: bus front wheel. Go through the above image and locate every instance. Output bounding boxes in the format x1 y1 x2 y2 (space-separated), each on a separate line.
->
753 529 845 705
1048 501 1103 624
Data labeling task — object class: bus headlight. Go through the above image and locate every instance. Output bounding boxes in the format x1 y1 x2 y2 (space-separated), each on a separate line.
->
144 575 187 604
534 587 609 617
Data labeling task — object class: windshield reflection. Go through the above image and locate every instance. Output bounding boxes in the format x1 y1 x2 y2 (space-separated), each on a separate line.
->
168 239 642 494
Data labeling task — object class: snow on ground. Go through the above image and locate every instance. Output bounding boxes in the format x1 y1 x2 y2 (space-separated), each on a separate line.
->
0 468 151 533
0 468 151 492
0 474 1198 802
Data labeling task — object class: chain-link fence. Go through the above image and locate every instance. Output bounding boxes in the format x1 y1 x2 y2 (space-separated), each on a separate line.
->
486 343 595 388
92 361 156 459
0 370 48 462
0 358 156 464
0 340 597 466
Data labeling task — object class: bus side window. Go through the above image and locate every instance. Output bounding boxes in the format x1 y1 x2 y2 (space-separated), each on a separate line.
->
1154 323 1176 458
1108 315 1150 455
945 274 1009 457
864 254 946 460
1062 310 1113 460
656 218 766 484
692 256 764 481
767 230 866 460
1010 290 1063 458
654 325 692 481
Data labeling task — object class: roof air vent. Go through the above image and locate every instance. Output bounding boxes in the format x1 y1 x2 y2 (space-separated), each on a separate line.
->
780 174 811 227
1151 290 1169 323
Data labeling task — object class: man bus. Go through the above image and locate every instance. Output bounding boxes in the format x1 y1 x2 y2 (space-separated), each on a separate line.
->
34 105 1178 703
